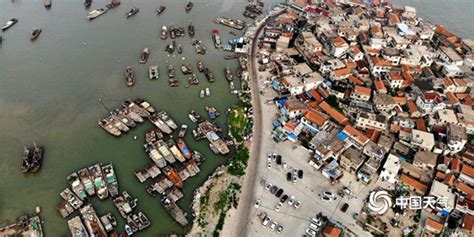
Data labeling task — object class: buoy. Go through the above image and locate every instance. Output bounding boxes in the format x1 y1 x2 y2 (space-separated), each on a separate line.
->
83 42 87 46
133 136 137 140
35 206 41 214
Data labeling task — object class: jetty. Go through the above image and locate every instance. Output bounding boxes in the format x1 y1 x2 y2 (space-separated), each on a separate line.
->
214 17 245 30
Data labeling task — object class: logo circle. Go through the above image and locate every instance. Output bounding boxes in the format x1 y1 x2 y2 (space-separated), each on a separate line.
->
368 190 392 214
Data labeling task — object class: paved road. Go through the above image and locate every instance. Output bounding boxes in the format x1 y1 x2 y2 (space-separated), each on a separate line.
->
223 9 286 237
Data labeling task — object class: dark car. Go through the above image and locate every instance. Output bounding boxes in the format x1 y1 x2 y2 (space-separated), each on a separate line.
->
280 194 289 203
276 155 282 165
275 188 284 198
340 203 349 213
298 170 303 179
270 186 278 194
286 172 292 181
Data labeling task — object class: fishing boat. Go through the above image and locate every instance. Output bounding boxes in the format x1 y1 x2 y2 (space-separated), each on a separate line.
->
181 64 189 74
135 98 155 113
126 8 139 18
160 25 168 39
209 143 219 154
212 29 221 48
230 81 235 90
188 110 202 124
188 22 194 37
214 17 246 30
161 197 188 226
139 48 150 64
98 118 121 136
138 212 151 230
146 144 167 168
125 224 133 236
168 141 185 163
158 111 177 130
188 74 199 85
124 66 136 87
44 0 52 8
203 67 215 82
110 116 130 132
80 204 107 237
197 61 205 72
20 143 44 173
156 5 166 15
123 191 137 209
122 99 150 118
224 67 233 81
149 114 173 134
199 89 205 99
60 188 84 210
67 216 88 237
166 40 176 53
112 110 136 128
177 44 183 54
149 65 159 80
121 108 144 123
205 87 211 96
205 106 220 120
113 196 132 219
106 0 120 9
168 64 175 78
206 131 230 155
89 164 108 200
102 164 119 197
177 138 192 159
163 166 183 188
2 18 18 31
158 140 176 164
178 125 188 138
126 215 139 233
78 168 96 196
67 172 87 200
185 1 193 13
87 8 107 20
100 214 113 232
169 78 179 87
84 0 92 8
30 28 42 41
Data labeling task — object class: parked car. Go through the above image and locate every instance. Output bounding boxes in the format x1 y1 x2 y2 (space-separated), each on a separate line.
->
255 199 261 208
286 172 292 181
275 188 284 198
276 155 282 165
270 185 278 194
272 153 277 161
282 162 287 169
322 191 334 199
297 169 303 178
311 218 322 226
270 221 277 231
267 161 272 169
321 195 332 203
343 187 352 195
340 203 349 213
288 196 295 205
264 183 272 191
292 176 297 183
266 154 272 162
309 223 319 231
275 203 282 212
276 224 284 234
294 201 301 208
306 228 316 237
262 216 271 227
280 194 289 203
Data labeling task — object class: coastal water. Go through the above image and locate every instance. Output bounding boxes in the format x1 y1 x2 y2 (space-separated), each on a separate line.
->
0 0 277 236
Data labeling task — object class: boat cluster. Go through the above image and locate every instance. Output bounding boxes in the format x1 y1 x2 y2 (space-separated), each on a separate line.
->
188 112 231 155
57 163 151 236
214 17 246 30
20 143 44 173
97 98 155 136
243 2 264 19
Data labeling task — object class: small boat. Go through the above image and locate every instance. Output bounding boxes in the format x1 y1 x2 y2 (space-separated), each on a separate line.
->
177 138 192 159
158 111 177 130
89 164 108 200
139 48 150 64
212 29 221 48
110 116 130 132
149 114 173 134
149 65 159 80
169 78 179 87
205 106 220 120
60 188 83 210
166 40 175 53
67 172 87 200
138 212 151 229
199 89 205 99
125 224 133 236
178 124 188 138
161 197 188 226
160 26 168 39
169 26 176 39
203 68 215 82
205 87 211 97
78 168 96 196
188 74 199 85
111 110 136 128
100 214 113 232
126 8 139 18
44 0 52 8
98 118 121 136
168 64 175 78
106 0 121 9
181 64 189 74
177 44 183 54
224 67 233 81
185 1 193 13
2 18 18 31
188 110 202 124
230 81 235 90
197 61 205 72
123 191 137 209
188 22 195 37
121 108 144 123
124 66 136 87
84 0 92 8
209 143 219 154
87 8 107 20
157 5 166 15
102 164 119 197
114 196 132 219
135 98 155 113
168 141 185 163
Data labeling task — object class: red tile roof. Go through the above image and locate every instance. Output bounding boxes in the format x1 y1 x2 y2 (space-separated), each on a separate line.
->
319 101 349 125
415 118 427 132
343 125 369 144
374 80 386 91
463 214 474 233
323 225 342 237
304 110 327 127
425 218 444 233
333 68 352 77
400 174 428 194
354 85 371 96
462 165 474 178
348 75 364 86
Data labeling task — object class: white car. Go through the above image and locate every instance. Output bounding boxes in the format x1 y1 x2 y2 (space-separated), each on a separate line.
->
311 218 322 226
292 175 297 183
267 154 272 162
276 224 284 234
270 221 277 231
275 202 282 212
267 161 272 169
309 223 319 231
323 191 335 199
255 199 261 208
306 228 316 237
272 153 277 162
288 196 295 206
262 216 271 227
264 183 272 191
294 200 301 208
321 195 332 203
282 162 287 169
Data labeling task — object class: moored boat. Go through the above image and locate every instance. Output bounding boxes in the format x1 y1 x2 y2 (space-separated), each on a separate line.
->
199 89 205 99
30 28 42 41
106 0 121 9
203 67 215 83
188 74 199 85
156 5 166 15
212 29 221 48
87 8 107 20
185 1 193 13
113 196 132 219
163 166 183 188
124 66 136 87
146 144 167 168
102 164 119 197
205 106 220 120
157 140 176 164
80 204 107 237
197 61 205 72
98 118 121 137
2 18 18 31
161 197 188 226
123 191 137 209
126 8 139 18
110 116 129 132
224 67 233 82
149 113 173 134
177 138 192 159
177 44 183 54
67 172 87 200
135 98 155 113
89 164 108 200
149 65 159 80
169 78 179 87
121 108 144 123
168 140 185 163
84 0 92 8
205 87 211 97
139 48 150 64
188 22 194 37
178 124 188 138
168 64 175 78
138 212 151 230
67 216 88 237
78 168 96 196
112 110 136 128
60 188 84 210
122 99 150 118
44 0 52 8
160 26 168 39
157 111 177 130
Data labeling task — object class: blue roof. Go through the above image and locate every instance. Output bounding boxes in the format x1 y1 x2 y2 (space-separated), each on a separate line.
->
337 132 348 140
396 23 415 36
287 133 297 140
277 97 288 106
